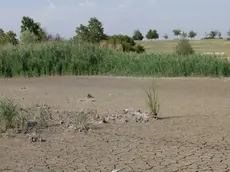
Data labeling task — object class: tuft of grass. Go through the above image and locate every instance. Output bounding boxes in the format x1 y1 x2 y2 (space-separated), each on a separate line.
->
0 98 28 132
75 110 89 126
143 81 160 119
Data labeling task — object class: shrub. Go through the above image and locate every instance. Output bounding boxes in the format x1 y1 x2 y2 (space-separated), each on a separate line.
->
134 44 145 54
108 34 135 46
0 98 27 132
20 30 38 44
175 38 194 55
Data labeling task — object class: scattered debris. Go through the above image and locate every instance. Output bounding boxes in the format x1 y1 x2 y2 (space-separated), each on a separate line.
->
27 133 46 143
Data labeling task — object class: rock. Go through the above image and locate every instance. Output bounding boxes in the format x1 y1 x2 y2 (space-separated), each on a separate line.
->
60 120 64 125
102 116 109 123
133 111 149 123
87 93 95 99
67 125 77 132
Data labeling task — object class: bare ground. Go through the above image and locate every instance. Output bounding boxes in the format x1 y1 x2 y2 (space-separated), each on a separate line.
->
0 76 230 172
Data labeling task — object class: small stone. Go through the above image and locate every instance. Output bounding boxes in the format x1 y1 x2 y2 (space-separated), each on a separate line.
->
38 137 46 142
87 93 94 99
102 117 108 123
60 120 64 124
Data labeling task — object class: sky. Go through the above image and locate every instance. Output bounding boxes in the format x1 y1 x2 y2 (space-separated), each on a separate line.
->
0 0 230 39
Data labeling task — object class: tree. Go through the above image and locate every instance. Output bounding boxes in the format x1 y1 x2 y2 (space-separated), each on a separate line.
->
146 29 159 40
76 17 106 43
152 30 159 40
20 30 38 44
132 29 144 40
217 31 222 39
146 29 153 40
0 29 18 45
0 29 6 44
227 30 230 37
188 31 197 39
209 31 217 39
20 16 46 42
172 29 181 38
163 34 168 40
5 31 18 45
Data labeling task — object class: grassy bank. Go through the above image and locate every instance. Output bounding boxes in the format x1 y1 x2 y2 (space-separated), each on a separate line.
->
0 41 230 77
137 39 230 55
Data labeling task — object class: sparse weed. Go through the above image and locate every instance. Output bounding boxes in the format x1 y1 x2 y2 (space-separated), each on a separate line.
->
0 98 28 132
143 81 160 119
33 105 50 129
75 110 89 126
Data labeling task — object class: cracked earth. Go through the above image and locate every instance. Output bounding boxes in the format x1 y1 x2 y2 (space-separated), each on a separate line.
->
0 76 230 172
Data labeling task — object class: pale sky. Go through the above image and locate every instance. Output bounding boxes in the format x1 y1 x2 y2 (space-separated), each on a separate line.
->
0 0 230 39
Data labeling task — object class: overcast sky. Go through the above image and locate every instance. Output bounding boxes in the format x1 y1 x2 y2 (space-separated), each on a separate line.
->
1 0 230 39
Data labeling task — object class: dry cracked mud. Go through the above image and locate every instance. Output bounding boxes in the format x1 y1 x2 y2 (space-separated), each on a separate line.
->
0 76 230 172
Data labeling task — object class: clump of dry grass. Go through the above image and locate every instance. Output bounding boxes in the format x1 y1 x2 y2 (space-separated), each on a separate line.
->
0 98 28 132
0 98 52 134
142 81 160 119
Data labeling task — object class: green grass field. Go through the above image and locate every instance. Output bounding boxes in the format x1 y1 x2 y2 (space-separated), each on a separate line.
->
137 39 230 56
1 40 230 78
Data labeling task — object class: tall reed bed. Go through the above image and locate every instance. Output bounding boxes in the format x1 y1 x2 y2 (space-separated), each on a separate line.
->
0 41 230 77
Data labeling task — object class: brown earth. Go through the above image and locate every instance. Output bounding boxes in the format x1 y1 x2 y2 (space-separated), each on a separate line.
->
0 76 230 172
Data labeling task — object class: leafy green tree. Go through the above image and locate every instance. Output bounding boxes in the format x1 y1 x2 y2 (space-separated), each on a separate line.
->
152 30 159 40
0 29 6 44
163 34 168 39
146 29 153 39
5 31 18 45
217 31 222 39
146 29 159 40
132 29 144 40
76 17 106 43
227 30 230 37
0 29 18 45
209 31 217 39
0 29 4 36
20 30 38 44
172 29 181 38
20 16 46 42
188 31 197 39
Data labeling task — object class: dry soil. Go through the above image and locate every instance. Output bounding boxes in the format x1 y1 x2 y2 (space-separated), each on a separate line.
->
0 76 230 172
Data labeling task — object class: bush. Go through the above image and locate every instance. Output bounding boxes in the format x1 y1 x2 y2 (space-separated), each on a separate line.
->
107 34 145 53
108 34 135 46
20 30 38 44
134 44 145 54
175 38 194 55
0 98 27 132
